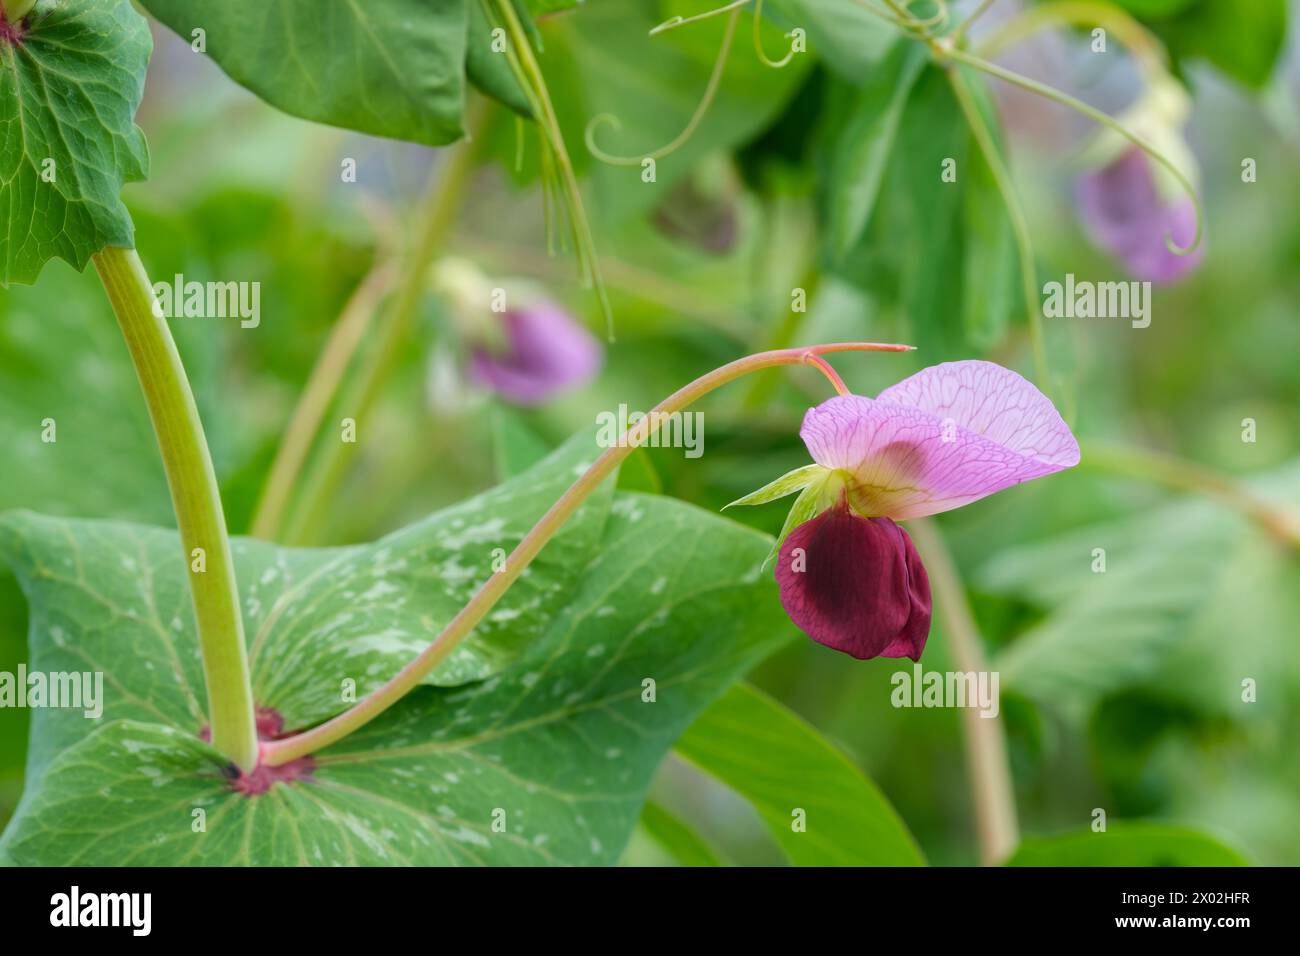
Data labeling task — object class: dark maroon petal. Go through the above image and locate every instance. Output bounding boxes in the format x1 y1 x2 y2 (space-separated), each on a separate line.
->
876 522 932 661
774 504 932 661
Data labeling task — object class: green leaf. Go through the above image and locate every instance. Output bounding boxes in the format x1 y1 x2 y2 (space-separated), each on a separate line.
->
764 0 897 83
466 0 531 116
675 682 925 866
638 800 723 866
1140 0 1287 89
1006 822 1249 866
0 432 615 776
1 490 790 864
0 0 150 286
137 0 471 145
825 43 926 258
985 498 1241 716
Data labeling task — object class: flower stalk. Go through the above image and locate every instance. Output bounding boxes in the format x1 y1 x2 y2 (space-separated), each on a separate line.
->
261 342 912 766
93 246 259 771
909 517 1019 866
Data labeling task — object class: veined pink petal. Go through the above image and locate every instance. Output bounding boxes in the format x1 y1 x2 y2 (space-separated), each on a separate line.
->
800 362 1079 520
877 361 1079 465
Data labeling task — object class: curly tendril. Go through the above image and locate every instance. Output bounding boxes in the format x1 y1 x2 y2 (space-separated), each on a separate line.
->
751 0 796 69
585 8 740 166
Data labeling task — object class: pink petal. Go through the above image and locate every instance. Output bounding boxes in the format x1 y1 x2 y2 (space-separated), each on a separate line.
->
775 505 931 661
800 362 1078 520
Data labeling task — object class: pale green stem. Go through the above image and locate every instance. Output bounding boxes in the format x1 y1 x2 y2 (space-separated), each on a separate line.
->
280 109 484 545
93 247 258 770
2 0 35 24
1081 442 1300 548
942 46 1203 256
261 342 913 766
493 0 615 338
909 517 1019 866
946 65 1053 403
250 262 395 540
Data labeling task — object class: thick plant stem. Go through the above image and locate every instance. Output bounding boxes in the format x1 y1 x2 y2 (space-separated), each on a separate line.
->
281 113 484 545
909 518 1019 866
93 247 258 770
262 342 912 766
250 262 395 540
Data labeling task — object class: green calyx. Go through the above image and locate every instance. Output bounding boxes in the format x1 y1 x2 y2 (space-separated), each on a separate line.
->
725 464 848 568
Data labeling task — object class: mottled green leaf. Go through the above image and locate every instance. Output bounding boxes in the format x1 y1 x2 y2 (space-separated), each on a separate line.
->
1 492 789 864
0 0 150 285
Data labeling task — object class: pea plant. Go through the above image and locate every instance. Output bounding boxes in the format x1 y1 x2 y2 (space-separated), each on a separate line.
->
0 0 1290 867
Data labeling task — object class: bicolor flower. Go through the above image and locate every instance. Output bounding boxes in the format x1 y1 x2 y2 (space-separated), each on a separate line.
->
432 258 602 407
729 361 1079 661
1075 76 1204 283
467 298 602 406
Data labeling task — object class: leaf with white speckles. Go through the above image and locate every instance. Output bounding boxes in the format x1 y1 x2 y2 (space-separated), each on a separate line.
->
0 488 790 864
0 431 615 779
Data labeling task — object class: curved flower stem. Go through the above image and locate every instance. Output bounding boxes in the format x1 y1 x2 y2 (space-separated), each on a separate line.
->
280 111 485 545
262 342 913 766
977 0 1165 76
941 46 1203 256
250 262 395 540
1080 442 1300 548
93 247 258 770
947 65 1053 403
909 517 1019 866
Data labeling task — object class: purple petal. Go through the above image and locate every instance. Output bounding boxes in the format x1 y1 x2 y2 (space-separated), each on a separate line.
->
1075 148 1204 284
469 301 602 406
775 504 931 661
800 362 1078 520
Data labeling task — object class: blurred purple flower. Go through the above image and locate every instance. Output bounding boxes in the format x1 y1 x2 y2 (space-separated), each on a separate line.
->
736 361 1078 661
1076 147 1204 284
468 300 602 406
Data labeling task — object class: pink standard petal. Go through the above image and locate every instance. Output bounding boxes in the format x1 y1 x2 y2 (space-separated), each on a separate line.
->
800 362 1078 520
469 300 602 406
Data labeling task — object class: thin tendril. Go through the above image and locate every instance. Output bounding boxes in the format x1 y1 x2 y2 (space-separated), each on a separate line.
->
952 0 994 40
752 0 795 68
946 46 1203 256
649 0 750 36
947 66 1053 401
585 8 740 166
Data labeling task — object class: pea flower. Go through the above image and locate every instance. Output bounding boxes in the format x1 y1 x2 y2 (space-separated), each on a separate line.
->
729 361 1078 661
432 258 602 407
1074 76 1204 283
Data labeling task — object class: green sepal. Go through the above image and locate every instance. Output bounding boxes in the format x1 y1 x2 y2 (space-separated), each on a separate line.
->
723 464 828 510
